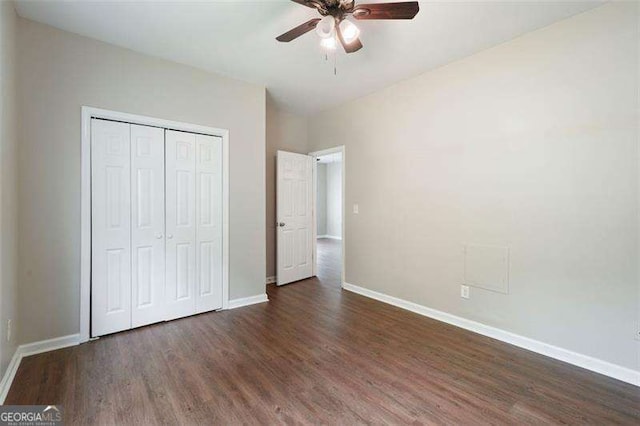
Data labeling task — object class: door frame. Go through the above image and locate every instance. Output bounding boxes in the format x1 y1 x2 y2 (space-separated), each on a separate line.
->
309 145 345 285
80 106 230 343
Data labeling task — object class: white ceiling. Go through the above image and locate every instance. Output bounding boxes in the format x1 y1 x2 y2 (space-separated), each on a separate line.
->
14 0 603 114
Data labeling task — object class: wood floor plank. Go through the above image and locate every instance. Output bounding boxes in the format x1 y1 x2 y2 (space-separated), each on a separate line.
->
5 239 639 424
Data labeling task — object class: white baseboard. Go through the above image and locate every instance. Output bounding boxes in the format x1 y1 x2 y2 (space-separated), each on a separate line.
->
227 294 269 310
342 282 640 387
0 333 80 404
20 334 80 357
266 276 277 284
317 235 341 240
0 348 21 404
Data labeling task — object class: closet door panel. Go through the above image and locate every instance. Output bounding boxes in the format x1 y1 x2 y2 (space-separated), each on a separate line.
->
195 134 223 313
165 130 197 320
131 124 166 327
91 119 132 336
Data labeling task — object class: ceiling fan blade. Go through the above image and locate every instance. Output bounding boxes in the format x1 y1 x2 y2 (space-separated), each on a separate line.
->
336 24 363 54
276 18 321 42
352 1 419 20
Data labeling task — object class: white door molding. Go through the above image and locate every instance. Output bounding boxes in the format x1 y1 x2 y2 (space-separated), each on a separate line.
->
80 106 230 343
309 146 346 285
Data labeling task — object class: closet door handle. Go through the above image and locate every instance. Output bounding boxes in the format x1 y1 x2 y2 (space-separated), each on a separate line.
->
167 234 174 239
155 233 163 239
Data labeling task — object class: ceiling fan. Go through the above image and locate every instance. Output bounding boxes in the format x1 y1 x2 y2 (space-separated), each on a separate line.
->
276 0 419 54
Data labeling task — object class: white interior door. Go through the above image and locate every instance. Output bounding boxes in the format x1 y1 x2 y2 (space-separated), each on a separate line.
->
130 124 166 328
195 134 223 313
165 130 197 320
91 119 132 336
277 151 313 285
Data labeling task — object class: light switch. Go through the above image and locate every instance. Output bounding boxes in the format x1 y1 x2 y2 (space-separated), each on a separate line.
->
353 204 359 214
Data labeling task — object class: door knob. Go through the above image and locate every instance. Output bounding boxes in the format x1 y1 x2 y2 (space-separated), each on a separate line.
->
155 233 163 239
278 222 285 227
167 234 174 239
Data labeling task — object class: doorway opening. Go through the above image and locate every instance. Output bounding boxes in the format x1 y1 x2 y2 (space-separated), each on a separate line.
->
311 147 344 288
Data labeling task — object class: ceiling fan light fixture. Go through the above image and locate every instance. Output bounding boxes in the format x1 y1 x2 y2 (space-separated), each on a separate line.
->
316 15 336 39
320 36 337 50
339 18 360 44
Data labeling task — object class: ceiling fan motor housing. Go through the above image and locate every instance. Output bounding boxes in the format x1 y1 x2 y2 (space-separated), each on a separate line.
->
315 0 354 19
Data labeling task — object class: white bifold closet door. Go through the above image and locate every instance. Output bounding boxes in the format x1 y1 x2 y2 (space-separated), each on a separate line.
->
164 130 197 321
92 121 223 337
194 133 223 313
91 119 132 336
130 124 166 328
165 130 223 319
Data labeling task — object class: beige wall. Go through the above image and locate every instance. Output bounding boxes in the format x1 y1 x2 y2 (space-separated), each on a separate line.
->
0 0 18 377
309 3 639 370
17 18 266 344
265 98 308 278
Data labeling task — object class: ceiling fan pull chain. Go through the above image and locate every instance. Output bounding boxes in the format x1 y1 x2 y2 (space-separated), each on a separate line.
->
334 50 337 76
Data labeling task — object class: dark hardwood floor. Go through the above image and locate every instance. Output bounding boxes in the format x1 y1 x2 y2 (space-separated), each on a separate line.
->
7 238 639 424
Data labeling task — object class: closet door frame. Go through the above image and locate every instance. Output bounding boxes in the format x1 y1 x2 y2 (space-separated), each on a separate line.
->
80 107 229 342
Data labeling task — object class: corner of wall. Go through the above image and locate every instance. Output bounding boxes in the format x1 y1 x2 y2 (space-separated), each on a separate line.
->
0 0 20 381
265 94 312 278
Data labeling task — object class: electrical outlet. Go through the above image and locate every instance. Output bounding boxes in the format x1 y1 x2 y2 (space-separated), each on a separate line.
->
353 204 359 214
6 319 11 342
460 285 470 299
